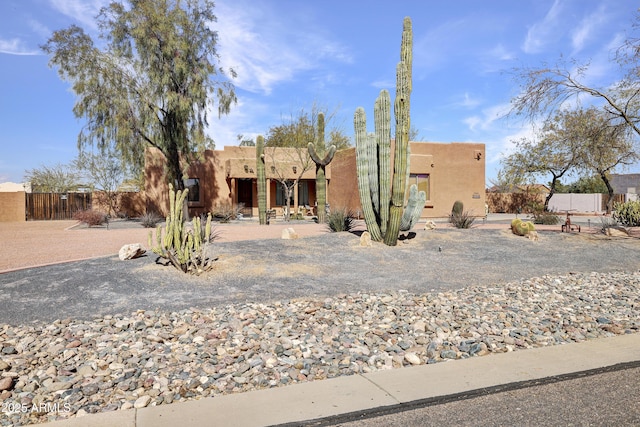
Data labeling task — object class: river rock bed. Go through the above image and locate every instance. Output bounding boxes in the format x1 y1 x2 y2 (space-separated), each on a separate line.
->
1 270 639 426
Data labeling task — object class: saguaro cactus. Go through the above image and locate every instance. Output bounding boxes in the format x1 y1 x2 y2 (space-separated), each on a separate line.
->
355 17 423 246
308 112 337 223
256 135 267 225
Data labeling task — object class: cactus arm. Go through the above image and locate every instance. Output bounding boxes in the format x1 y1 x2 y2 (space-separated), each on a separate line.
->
355 107 382 241
400 185 426 231
256 135 267 225
375 90 391 237
308 143 337 166
384 61 411 246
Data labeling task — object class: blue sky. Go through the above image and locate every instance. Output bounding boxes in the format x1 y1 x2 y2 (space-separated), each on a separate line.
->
0 0 636 185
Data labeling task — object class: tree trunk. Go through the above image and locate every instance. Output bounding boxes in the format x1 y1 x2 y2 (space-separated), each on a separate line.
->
600 171 615 214
544 175 559 211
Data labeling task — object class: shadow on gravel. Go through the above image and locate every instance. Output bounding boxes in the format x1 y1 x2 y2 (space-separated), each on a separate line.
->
1 228 639 324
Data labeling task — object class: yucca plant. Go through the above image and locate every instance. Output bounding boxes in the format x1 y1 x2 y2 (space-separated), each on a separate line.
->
326 207 357 232
450 210 476 229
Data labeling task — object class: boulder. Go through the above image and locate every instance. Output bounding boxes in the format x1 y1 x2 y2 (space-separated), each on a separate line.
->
359 231 372 247
526 230 539 242
281 228 299 239
119 243 146 261
424 220 437 230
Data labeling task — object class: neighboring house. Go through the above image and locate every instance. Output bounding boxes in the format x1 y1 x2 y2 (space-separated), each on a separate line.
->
0 182 30 192
145 141 486 219
0 182 29 221
610 173 640 195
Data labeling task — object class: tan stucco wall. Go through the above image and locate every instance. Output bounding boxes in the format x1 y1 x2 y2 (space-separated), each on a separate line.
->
145 141 485 219
0 192 25 222
145 146 323 217
328 142 486 218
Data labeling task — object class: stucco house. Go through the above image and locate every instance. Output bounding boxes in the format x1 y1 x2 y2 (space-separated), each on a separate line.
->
144 141 486 219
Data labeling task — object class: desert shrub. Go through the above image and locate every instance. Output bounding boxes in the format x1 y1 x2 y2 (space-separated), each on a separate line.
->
212 202 244 223
139 211 163 228
73 209 107 227
530 210 560 225
326 208 357 232
613 200 640 226
600 216 620 233
450 210 475 229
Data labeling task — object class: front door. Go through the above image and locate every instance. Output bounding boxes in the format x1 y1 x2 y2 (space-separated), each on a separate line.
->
237 179 253 216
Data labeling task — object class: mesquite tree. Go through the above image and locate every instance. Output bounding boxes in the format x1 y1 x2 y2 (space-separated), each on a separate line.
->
41 0 237 190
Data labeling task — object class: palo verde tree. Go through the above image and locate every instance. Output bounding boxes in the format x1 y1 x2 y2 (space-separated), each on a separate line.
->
509 10 640 139
24 163 83 193
74 148 131 217
265 105 348 221
41 0 237 191
568 107 638 213
499 110 582 211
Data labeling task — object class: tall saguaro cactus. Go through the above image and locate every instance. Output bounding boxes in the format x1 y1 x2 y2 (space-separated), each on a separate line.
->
308 112 337 223
256 135 267 225
355 17 423 246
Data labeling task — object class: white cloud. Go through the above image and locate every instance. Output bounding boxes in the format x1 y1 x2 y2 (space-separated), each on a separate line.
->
464 103 510 132
215 1 352 95
488 44 516 62
451 92 482 109
28 18 53 40
48 0 108 30
522 0 563 54
571 4 608 53
0 38 39 55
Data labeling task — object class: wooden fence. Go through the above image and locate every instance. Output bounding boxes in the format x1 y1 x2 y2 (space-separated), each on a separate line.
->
25 193 92 220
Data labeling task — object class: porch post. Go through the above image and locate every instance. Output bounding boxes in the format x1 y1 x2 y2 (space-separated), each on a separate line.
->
230 178 237 205
266 179 271 209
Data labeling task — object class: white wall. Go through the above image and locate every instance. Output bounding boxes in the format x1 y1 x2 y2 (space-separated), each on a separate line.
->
548 193 603 213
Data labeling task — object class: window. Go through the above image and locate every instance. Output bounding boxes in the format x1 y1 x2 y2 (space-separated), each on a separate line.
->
408 174 429 201
298 181 309 206
183 178 201 204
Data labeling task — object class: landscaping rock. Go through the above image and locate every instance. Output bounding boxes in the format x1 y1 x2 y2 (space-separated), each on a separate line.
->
281 228 299 239
359 231 372 247
119 243 146 261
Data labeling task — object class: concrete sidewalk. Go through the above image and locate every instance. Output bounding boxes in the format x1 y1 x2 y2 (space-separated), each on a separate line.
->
38 333 640 427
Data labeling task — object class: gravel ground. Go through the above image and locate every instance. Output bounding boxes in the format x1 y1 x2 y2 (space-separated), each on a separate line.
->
1 224 640 425
0 227 639 324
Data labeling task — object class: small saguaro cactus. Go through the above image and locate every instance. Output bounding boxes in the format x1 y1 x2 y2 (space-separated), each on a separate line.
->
256 135 267 225
354 16 423 246
149 183 215 275
308 112 337 223
450 200 464 223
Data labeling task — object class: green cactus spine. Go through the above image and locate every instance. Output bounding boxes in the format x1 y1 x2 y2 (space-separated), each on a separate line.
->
149 183 214 274
354 16 418 246
256 135 267 225
308 112 336 223
401 184 427 231
511 218 535 236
